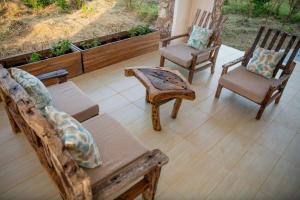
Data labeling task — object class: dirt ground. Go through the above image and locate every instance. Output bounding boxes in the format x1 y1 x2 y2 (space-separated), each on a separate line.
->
0 0 143 58
222 14 300 51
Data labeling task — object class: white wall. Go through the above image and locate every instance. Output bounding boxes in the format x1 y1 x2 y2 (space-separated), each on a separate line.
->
172 0 214 37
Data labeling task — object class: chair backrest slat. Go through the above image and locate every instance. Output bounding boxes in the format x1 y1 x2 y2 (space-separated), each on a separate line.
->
243 26 265 66
285 39 300 73
198 11 207 27
275 35 297 72
203 13 211 28
267 30 280 50
260 28 273 48
275 32 288 51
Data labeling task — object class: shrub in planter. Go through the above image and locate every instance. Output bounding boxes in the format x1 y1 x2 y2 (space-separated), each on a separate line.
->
0 40 83 78
74 26 160 72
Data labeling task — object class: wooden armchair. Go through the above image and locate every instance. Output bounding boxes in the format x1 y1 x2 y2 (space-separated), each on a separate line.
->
215 26 300 120
159 9 227 83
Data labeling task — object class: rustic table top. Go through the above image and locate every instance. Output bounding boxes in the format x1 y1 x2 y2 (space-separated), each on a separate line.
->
125 67 195 103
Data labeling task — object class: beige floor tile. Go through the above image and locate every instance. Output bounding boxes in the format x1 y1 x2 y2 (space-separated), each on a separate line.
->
109 104 146 126
106 76 139 92
0 172 60 200
0 152 43 194
207 131 254 170
120 84 146 102
261 158 300 199
231 143 280 190
281 134 300 168
207 172 258 200
255 122 296 155
98 94 131 113
254 191 274 200
185 117 232 152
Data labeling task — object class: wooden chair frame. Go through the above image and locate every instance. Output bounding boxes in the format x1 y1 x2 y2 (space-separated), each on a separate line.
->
215 26 300 120
160 9 228 83
0 66 168 200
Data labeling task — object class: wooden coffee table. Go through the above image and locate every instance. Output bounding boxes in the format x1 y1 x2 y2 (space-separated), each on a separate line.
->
125 67 196 131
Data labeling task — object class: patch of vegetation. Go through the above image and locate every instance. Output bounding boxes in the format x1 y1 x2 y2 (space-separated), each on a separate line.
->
55 0 69 11
124 0 158 24
128 25 152 37
51 40 71 57
29 52 42 63
223 0 300 23
81 3 95 15
80 39 101 49
22 0 51 9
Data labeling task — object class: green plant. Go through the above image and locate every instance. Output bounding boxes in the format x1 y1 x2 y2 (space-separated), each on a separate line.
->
81 3 95 14
55 0 69 10
80 39 101 49
51 40 71 57
70 0 83 9
128 25 152 37
22 0 51 9
29 52 42 63
136 2 158 23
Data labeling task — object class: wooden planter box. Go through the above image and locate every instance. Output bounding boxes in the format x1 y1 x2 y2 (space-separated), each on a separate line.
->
0 44 83 78
74 30 160 73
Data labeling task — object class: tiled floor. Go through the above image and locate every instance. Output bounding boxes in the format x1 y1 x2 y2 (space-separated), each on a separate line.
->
1 45 300 199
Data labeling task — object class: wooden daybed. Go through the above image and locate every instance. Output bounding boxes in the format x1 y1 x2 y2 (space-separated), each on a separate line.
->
0 66 168 200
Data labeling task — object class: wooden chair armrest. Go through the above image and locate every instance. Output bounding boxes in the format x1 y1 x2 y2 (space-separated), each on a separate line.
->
191 45 220 57
36 69 68 84
271 74 290 89
92 149 168 199
161 33 189 47
222 57 245 69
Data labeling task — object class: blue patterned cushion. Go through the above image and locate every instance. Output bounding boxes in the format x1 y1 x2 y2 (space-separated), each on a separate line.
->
11 68 53 110
187 26 212 49
45 106 102 168
246 47 284 79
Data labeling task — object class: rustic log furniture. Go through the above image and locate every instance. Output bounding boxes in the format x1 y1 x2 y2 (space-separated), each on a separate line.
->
125 67 196 131
159 9 227 83
215 26 300 120
0 66 169 200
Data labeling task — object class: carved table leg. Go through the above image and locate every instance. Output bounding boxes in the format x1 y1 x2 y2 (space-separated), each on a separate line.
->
171 98 182 119
152 104 161 131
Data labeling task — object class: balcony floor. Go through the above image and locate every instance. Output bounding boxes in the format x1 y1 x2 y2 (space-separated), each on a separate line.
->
1 45 300 199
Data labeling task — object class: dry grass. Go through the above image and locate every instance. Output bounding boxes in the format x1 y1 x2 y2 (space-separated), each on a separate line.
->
0 0 144 58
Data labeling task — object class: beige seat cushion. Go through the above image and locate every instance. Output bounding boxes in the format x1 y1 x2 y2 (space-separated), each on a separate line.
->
47 81 99 122
219 66 273 103
160 43 210 67
83 114 148 185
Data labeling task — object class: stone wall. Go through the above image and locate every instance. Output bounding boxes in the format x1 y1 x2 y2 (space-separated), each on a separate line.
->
156 0 175 38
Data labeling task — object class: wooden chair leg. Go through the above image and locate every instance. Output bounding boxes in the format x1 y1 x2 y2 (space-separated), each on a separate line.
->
146 90 150 103
188 70 194 84
142 167 162 200
215 84 223 98
256 105 266 120
160 56 165 67
171 98 182 119
275 94 282 104
152 104 161 131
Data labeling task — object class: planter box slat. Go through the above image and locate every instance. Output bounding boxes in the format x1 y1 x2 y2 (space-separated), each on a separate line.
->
76 31 160 73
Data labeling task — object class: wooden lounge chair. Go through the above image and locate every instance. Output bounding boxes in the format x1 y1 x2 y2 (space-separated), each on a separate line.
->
159 9 227 83
0 67 168 200
215 26 300 120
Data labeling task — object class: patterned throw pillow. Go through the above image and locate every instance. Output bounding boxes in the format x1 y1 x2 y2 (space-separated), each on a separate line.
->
246 47 284 79
45 106 102 168
187 26 212 49
11 68 53 111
